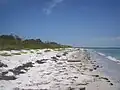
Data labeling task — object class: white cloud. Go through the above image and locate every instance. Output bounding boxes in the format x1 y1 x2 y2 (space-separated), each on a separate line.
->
43 0 64 15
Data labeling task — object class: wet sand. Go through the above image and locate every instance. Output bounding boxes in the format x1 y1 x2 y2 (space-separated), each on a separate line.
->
90 51 120 90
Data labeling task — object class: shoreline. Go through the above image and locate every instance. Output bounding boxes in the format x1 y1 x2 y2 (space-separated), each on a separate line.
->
0 48 119 90
91 50 120 90
96 51 120 64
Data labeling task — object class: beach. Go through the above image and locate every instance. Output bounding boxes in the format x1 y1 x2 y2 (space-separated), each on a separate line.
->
91 50 120 90
0 48 119 90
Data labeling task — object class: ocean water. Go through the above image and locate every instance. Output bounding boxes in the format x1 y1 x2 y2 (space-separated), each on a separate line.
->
94 48 120 62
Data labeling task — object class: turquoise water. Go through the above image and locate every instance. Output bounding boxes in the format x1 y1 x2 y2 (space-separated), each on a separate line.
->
94 49 120 60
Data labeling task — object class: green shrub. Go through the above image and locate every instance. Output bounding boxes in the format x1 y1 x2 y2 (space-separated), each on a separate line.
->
0 34 72 50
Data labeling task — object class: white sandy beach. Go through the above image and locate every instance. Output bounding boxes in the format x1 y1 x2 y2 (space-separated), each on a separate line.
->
0 48 118 90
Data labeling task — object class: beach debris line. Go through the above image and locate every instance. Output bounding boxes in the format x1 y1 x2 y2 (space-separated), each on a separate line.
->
36 59 48 64
0 62 34 80
9 62 34 75
0 61 8 67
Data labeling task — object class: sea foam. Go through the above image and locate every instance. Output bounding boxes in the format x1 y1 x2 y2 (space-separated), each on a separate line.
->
106 56 120 63
97 52 120 63
97 52 106 56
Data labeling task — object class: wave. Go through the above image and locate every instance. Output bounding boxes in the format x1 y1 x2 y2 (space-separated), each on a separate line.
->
106 56 120 63
97 52 120 63
97 52 106 56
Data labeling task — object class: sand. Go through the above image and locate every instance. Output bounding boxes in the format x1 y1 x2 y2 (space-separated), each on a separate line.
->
0 48 118 90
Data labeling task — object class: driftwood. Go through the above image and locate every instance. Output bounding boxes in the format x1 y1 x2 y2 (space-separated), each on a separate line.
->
67 60 81 62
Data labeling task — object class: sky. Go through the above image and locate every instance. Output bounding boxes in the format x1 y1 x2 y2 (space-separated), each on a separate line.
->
0 0 120 47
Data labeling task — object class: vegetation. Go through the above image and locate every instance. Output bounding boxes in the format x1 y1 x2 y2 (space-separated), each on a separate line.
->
0 34 72 50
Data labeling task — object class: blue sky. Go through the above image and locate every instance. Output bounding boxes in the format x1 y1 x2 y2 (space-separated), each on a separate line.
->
0 0 120 47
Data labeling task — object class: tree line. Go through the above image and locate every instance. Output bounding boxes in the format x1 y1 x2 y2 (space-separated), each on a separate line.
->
0 34 72 50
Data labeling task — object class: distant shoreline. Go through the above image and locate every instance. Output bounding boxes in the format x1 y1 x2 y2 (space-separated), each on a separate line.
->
76 47 120 49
